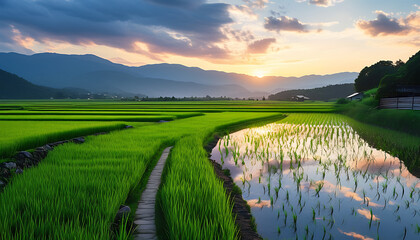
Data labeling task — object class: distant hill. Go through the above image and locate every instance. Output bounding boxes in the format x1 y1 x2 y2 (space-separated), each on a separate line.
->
0 52 358 97
73 70 255 98
136 64 358 92
0 52 258 98
268 83 355 101
0 69 116 99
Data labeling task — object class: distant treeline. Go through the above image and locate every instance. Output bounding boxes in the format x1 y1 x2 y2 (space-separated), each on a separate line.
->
0 68 133 100
268 83 355 101
122 96 238 101
353 50 420 98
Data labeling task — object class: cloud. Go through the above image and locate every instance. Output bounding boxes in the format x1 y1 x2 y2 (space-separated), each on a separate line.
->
0 24 34 54
338 229 374 240
228 5 258 19
0 0 236 61
308 180 383 208
405 11 420 27
247 38 276 54
308 0 343 7
247 199 271 208
222 27 255 42
296 0 343 7
357 208 380 221
242 0 269 9
356 11 419 36
264 16 308 33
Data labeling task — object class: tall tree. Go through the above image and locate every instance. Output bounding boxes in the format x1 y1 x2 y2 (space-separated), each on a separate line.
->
378 50 420 98
354 61 397 92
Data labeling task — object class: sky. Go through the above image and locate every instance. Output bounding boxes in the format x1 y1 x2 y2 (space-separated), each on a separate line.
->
0 0 419 77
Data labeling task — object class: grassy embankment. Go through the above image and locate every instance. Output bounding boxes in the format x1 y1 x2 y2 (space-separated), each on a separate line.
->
337 88 420 136
337 90 420 171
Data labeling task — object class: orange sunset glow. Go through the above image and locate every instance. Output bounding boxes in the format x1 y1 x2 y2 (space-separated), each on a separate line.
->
0 1 418 77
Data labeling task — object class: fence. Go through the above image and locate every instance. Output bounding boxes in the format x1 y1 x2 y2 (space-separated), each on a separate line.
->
379 96 420 110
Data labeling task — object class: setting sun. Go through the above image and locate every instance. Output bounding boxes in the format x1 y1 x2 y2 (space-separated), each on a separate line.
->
253 70 266 78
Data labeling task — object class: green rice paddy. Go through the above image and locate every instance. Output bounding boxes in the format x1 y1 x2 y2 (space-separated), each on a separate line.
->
0 121 127 158
0 100 418 239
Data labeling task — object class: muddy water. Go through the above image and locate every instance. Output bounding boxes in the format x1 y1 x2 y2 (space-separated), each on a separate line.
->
211 123 420 240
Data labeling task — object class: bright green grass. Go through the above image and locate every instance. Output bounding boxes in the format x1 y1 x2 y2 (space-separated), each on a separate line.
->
0 121 127 158
157 113 286 240
0 112 283 239
0 111 203 119
0 110 188 115
338 100 420 136
159 136 237 239
0 100 336 113
0 115 177 122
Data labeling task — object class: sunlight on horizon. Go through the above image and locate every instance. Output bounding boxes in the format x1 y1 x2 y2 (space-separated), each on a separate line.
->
252 70 267 78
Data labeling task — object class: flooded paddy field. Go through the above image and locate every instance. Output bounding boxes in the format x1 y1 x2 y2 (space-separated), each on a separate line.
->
211 114 420 240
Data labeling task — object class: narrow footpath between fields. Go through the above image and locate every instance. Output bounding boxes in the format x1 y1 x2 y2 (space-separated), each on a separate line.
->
134 146 172 240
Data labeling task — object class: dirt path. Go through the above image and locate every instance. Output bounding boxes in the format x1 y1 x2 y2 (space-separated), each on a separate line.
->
133 147 172 240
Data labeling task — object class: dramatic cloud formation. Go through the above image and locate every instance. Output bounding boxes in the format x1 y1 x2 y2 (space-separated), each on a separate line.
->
247 38 276 54
356 11 419 36
0 0 418 77
0 0 234 61
264 16 308 33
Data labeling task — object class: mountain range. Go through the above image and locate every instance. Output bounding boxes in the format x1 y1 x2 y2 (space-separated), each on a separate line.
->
0 52 358 98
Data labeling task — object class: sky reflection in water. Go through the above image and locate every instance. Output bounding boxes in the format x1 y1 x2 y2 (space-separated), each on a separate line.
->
211 123 420 240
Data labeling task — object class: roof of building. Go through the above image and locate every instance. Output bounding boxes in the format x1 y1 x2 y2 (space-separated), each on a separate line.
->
346 92 363 98
295 95 310 99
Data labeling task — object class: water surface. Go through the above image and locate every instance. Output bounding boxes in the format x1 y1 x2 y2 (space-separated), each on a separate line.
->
211 122 420 240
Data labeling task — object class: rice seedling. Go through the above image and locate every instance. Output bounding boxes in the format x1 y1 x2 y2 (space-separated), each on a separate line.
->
315 182 324 197
292 213 298 232
312 208 316 222
274 187 280 199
